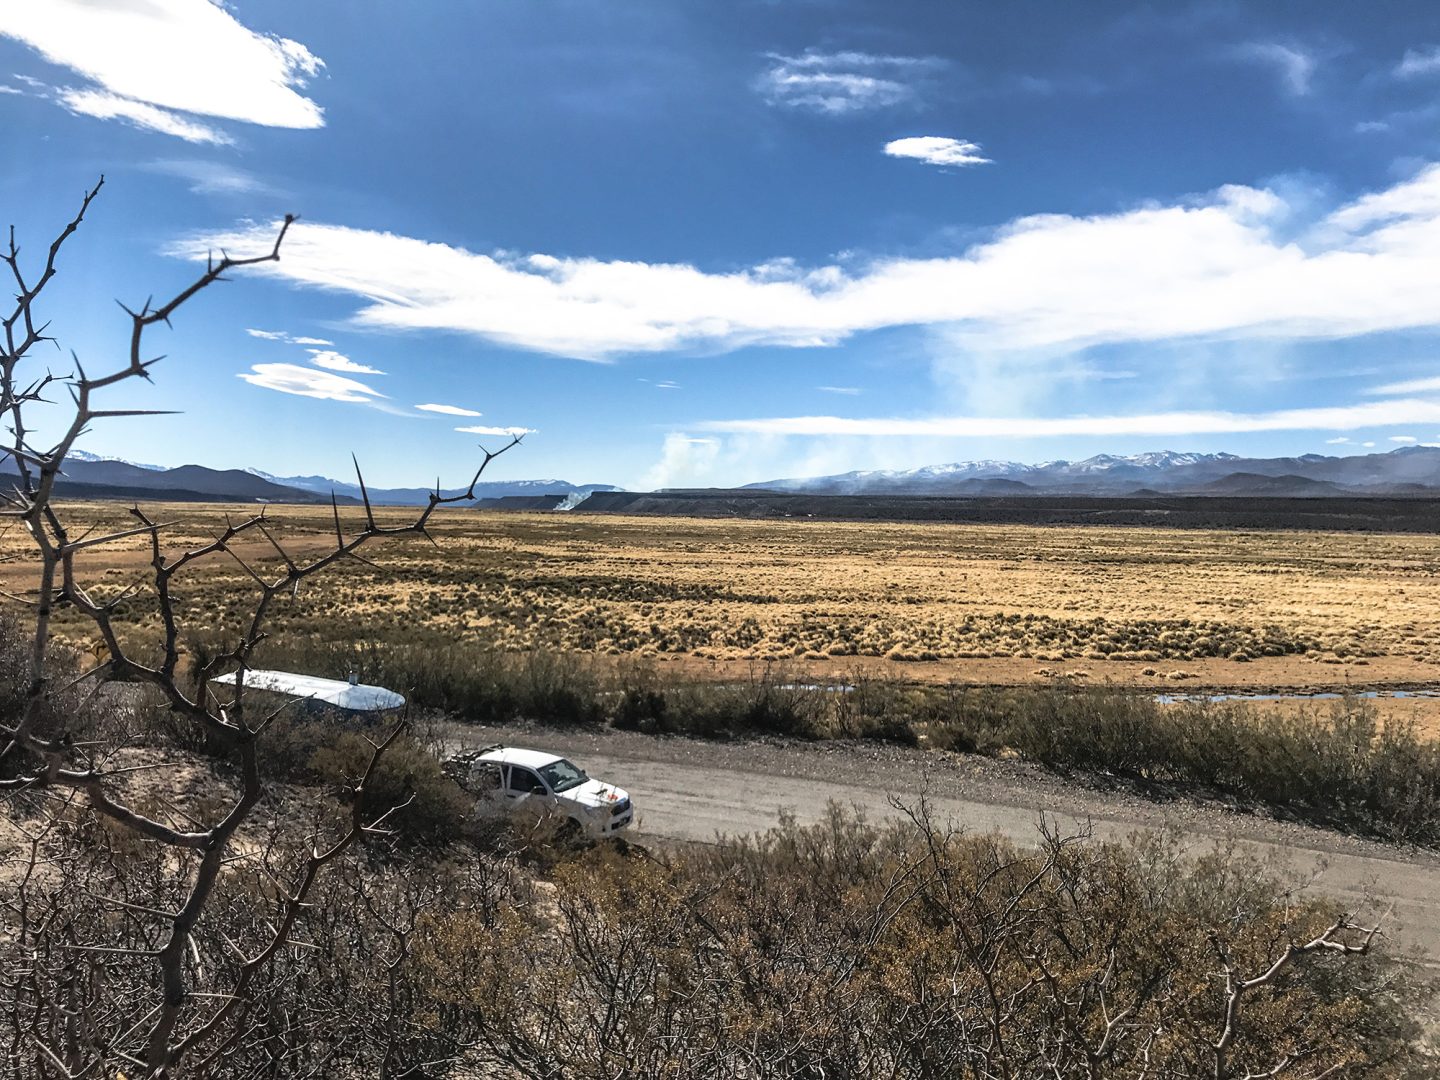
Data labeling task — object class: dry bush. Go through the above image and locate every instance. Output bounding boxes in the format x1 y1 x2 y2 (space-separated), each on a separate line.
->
413 806 1426 1078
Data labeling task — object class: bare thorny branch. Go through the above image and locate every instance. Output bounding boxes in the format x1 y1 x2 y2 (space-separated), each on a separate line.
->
0 181 519 1076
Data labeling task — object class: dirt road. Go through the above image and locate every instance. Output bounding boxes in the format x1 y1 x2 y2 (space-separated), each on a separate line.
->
448 721 1440 958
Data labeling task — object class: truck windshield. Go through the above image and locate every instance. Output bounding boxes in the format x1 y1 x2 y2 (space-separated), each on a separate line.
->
538 758 588 793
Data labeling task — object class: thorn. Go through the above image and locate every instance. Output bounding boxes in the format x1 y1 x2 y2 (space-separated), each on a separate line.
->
351 453 375 529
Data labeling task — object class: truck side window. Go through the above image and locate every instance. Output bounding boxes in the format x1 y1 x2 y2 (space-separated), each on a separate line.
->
506 767 545 794
469 762 502 792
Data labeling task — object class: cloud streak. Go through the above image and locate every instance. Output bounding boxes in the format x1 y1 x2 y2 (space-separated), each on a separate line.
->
416 403 483 417
455 424 536 437
60 89 233 145
239 363 383 403
696 399 1440 438
756 50 941 115
148 159 276 195
178 164 1440 362
1368 375 1440 395
307 349 384 375
1230 41 1317 96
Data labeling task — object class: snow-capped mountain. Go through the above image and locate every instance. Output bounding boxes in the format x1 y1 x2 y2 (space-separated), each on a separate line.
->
69 450 166 471
745 448 1440 497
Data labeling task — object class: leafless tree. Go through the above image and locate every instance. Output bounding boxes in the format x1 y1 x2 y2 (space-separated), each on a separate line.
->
0 178 518 1076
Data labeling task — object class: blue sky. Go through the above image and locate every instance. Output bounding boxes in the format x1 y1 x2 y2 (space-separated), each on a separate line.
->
4 0 1440 489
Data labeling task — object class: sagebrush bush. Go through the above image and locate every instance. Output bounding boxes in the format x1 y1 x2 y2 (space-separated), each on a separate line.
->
0 612 133 779
256 715 474 845
925 685 1440 844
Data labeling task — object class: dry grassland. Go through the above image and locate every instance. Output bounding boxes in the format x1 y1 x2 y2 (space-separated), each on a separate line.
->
6 503 1440 703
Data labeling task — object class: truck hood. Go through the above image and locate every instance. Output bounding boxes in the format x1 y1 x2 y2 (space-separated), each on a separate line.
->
557 778 630 812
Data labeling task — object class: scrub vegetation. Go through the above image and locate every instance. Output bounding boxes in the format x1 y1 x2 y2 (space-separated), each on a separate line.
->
9 505 1438 676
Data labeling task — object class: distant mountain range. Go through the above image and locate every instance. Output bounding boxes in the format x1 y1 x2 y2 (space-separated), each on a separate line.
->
42 455 619 506
245 469 618 506
32 446 1440 506
746 447 1440 498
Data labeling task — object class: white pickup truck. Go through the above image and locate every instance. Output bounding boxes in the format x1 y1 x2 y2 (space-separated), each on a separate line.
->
445 745 634 839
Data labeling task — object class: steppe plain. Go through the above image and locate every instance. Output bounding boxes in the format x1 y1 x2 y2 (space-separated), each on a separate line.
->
8 502 1440 728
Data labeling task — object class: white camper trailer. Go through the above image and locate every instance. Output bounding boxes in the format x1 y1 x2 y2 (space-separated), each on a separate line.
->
209 669 405 716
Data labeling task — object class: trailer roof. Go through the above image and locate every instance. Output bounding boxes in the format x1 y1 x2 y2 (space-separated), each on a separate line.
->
210 669 405 712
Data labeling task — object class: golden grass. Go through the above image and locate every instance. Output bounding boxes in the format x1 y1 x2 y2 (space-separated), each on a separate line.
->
5 504 1439 691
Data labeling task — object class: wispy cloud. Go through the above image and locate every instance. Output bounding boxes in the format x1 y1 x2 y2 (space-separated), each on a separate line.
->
756 49 942 115
656 380 680 390
696 399 1440 438
147 159 276 195
818 385 862 395
1229 41 1318 96
1396 46 1440 79
60 89 233 145
884 136 991 168
3 0 324 141
1366 375 1440 396
307 349 384 375
1325 436 1351 444
246 328 334 346
416 403 483 417
239 363 384 403
455 424 536 437
1390 434 1419 443
178 165 1440 363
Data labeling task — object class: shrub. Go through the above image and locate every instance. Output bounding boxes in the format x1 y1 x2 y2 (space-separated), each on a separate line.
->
925 685 1440 844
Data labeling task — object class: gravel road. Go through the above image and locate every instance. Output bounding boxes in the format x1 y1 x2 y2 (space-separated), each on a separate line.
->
445 721 1440 958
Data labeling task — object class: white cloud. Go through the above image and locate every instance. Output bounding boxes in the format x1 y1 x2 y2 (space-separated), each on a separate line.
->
1362 441 1376 447
818 385 862 395
1325 436 1351 444
1396 46 1440 79
884 136 991 168
1230 42 1317 96
307 349 384 375
178 164 1440 362
238 363 383 403
416 403 483 417
1390 434 1419 443
60 89 233 144
697 399 1440 438
756 50 941 114
0 85 24 95
2 0 324 135
656 380 680 389
292 336 333 346
455 424 536 437
1368 375 1440 395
